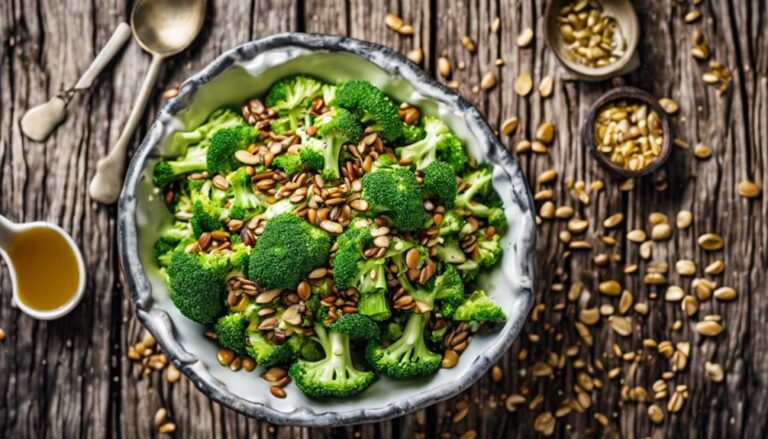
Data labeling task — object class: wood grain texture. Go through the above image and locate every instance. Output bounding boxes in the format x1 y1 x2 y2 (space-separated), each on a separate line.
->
0 0 766 437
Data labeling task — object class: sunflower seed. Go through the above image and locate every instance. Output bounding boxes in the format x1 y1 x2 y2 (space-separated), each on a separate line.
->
684 9 701 23
538 75 554 98
651 223 673 240
501 117 519 136
698 233 724 251
514 73 533 96
738 180 761 198
675 260 696 276
599 280 621 296
609 316 632 336
538 169 558 184
714 286 737 302
438 56 452 78
603 213 625 228
696 320 724 336
658 97 679 114
705 260 724 275
536 122 556 144
516 28 534 47
627 229 647 243
676 210 693 229
648 404 665 424
705 362 724 382
693 143 712 159
481 72 497 91
406 48 423 65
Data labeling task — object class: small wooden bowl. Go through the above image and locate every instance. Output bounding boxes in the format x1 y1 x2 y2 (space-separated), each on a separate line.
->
583 86 672 178
545 0 640 81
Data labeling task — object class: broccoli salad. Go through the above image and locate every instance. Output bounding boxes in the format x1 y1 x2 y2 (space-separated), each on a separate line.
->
152 75 508 399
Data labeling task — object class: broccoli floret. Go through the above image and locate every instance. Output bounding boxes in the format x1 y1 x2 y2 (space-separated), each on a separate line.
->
248 213 331 290
439 211 466 237
153 221 193 267
299 147 324 172
265 75 325 130
227 168 266 221
395 117 467 172
422 161 457 208
405 264 465 317
366 312 441 379
206 124 258 175
246 331 295 368
436 135 468 174
191 197 224 237
289 315 378 398
361 166 428 231
215 313 248 355
401 123 426 144
435 240 467 265
332 80 403 143
169 108 244 154
455 167 507 229
332 226 391 321
455 259 480 282
153 146 208 188
453 290 505 322
302 108 362 179
476 232 502 267
272 153 303 176
166 250 229 324
294 336 325 361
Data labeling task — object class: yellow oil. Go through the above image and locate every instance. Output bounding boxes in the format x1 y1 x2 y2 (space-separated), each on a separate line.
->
6 226 80 311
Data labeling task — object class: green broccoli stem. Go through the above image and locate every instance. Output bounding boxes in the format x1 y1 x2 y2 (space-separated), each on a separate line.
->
314 325 356 379
323 137 342 179
381 313 430 361
288 108 303 131
358 292 391 321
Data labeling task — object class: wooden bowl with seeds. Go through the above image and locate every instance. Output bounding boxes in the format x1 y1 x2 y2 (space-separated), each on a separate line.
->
545 0 640 81
583 86 672 178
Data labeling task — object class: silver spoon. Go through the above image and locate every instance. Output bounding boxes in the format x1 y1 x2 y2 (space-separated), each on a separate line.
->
20 23 132 142
89 0 207 204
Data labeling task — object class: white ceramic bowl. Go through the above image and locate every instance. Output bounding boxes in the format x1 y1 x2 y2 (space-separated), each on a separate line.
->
118 33 536 426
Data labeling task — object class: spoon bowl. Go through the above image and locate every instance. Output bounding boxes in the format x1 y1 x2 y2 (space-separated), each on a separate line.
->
131 0 207 56
89 0 207 204
0 216 86 320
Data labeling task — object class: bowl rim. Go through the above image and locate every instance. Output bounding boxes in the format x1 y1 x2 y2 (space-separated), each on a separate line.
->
582 86 673 178
117 32 537 427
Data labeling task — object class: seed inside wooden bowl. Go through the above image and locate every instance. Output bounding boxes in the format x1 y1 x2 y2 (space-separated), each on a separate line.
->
556 0 627 68
593 100 664 172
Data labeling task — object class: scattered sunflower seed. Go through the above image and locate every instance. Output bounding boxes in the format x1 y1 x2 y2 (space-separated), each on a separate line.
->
517 28 534 47
501 117 519 136
737 180 761 198
514 73 533 96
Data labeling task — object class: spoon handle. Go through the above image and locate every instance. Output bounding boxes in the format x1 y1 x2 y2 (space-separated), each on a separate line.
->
89 54 164 204
74 23 132 90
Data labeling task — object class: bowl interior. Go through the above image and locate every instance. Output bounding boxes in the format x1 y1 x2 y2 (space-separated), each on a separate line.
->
546 0 639 78
127 40 535 425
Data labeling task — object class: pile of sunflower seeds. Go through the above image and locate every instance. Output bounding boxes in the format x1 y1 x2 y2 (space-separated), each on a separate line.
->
593 100 664 171
556 0 626 68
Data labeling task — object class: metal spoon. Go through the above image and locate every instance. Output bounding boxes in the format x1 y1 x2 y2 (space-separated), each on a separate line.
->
89 0 207 204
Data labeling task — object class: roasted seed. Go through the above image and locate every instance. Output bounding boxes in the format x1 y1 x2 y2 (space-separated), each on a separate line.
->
698 233 724 251
738 180 761 198
217 349 235 366
603 213 624 228
696 320 724 336
406 48 423 65
481 72 497 91
438 56 452 78
599 280 621 296
658 97 679 114
705 362 724 382
539 75 555 98
651 223 673 240
270 385 286 398
514 73 533 96
677 210 693 229
705 260 724 275
501 116 519 136
714 286 737 302
675 260 696 276
516 28 534 47
442 349 459 368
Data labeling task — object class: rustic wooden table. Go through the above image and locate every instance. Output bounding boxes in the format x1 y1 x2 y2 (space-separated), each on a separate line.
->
1 0 766 437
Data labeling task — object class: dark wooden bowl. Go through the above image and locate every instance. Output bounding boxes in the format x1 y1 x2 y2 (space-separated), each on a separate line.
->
583 86 672 178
